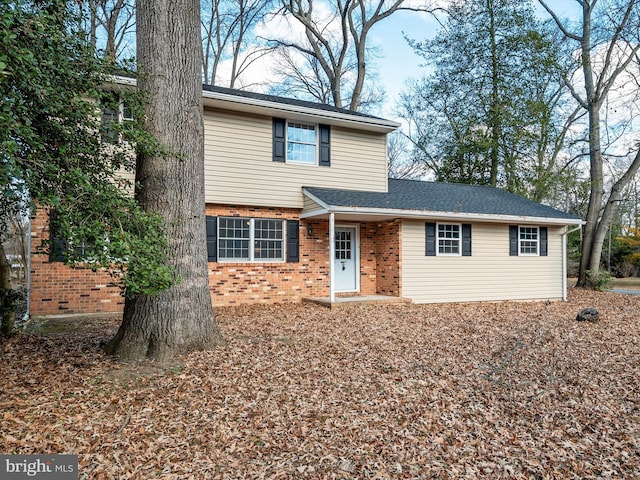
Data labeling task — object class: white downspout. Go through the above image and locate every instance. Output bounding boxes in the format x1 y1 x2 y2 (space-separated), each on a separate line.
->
329 212 335 304
24 213 32 322
562 225 583 301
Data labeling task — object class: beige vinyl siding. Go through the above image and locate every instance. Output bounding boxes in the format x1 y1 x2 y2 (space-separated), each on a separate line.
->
203 109 388 208
402 221 564 303
302 196 326 216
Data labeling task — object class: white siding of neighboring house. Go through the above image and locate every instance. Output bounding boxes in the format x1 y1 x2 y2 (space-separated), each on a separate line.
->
401 220 565 303
203 108 388 208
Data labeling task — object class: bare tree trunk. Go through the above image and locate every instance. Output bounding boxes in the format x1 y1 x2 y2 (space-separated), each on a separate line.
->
0 244 16 337
107 0 224 362
276 0 422 110
104 0 125 62
589 149 640 273
577 102 604 286
540 0 640 288
488 0 500 187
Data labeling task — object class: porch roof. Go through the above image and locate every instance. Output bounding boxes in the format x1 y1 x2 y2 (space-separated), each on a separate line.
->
302 179 584 226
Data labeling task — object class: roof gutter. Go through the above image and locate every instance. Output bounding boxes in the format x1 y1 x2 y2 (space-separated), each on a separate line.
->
301 196 585 226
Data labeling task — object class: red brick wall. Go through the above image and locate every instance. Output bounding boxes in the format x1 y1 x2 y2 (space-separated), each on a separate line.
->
206 205 331 305
374 219 402 296
359 222 378 295
30 208 124 317
28 205 404 316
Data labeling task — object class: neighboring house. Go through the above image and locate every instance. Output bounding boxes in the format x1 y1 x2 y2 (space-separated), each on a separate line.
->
28 78 583 317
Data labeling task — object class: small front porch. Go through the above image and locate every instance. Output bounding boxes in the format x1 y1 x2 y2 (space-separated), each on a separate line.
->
302 294 411 309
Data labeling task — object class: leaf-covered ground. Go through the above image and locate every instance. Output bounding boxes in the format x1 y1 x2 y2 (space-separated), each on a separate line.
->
1 289 639 479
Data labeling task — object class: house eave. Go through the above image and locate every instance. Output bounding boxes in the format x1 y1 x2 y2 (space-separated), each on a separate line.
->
302 204 584 226
108 75 399 134
201 90 400 133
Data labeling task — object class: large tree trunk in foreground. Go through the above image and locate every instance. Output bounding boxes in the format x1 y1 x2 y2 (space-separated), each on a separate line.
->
107 0 224 361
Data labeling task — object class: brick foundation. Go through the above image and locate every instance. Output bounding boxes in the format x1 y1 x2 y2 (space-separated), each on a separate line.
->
30 208 124 317
28 205 402 316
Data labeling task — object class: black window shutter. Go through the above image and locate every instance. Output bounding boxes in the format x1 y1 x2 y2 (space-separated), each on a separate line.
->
425 222 436 256
287 220 300 262
49 212 66 262
462 224 472 256
540 226 548 256
319 124 330 167
273 118 286 162
509 225 519 256
206 216 217 262
50 237 67 262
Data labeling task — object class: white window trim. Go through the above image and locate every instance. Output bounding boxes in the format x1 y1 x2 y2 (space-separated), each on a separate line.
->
120 102 134 122
286 121 318 166
518 225 539 256
436 222 462 256
217 217 286 263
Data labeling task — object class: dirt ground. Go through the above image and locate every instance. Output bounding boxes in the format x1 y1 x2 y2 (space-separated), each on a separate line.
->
1 288 639 479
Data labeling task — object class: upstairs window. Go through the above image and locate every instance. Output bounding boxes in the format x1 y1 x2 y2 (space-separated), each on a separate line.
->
287 123 316 164
101 94 133 142
273 118 330 166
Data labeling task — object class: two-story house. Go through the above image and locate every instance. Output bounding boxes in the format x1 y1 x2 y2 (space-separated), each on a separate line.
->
28 78 583 317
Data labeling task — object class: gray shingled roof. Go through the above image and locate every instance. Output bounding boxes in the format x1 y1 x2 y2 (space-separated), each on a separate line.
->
202 84 387 121
304 179 582 222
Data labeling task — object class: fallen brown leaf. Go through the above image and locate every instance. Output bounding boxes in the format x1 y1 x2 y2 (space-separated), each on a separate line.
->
1 289 639 479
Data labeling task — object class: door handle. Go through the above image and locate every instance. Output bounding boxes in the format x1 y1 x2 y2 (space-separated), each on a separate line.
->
341 260 346 271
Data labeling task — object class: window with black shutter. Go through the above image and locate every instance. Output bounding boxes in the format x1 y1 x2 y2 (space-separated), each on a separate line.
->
272 118 330 166
426 222 472 256
510 225 548 256
208 216 300 263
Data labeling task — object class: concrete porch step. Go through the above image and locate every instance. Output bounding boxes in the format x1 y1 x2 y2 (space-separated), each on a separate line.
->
302 295 411 308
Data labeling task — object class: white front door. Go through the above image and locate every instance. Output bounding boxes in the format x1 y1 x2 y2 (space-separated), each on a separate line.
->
334 227 358 292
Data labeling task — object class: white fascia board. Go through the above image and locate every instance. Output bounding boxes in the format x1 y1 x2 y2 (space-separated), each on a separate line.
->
112 75 137 87
300 208 331 219
305 203 584 226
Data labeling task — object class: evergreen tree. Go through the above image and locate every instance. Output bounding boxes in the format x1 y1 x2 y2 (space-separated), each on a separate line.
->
399 0 578 204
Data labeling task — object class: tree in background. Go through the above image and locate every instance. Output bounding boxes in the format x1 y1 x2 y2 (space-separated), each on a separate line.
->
614 226 640 276
387 130 427 179
268 0 434 111
0 0 173 336
398 0 581 205
106 0 225 361
74 0 136 62
201 0 275 87
539 0 640 288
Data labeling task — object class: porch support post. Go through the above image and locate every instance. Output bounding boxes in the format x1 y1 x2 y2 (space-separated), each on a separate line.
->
329 212 335 304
